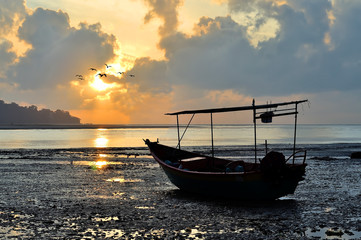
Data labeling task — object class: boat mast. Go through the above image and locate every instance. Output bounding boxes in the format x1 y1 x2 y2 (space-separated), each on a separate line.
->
210 113 214 158
176 115 181 149
292 103 298 163
253 99 257 163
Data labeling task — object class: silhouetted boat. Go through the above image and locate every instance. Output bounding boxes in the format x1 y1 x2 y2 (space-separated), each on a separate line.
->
145 99 308 200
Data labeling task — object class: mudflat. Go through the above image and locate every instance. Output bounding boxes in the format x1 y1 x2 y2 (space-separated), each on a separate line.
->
1 156 361 239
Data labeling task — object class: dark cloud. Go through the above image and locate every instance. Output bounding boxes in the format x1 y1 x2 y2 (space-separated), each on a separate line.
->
18 8 70 48
326 0 361 89
7 7 116 90
130 57 170 93
159 16 255 92
137 0 361 98
0 40 16 77
227 0 273 13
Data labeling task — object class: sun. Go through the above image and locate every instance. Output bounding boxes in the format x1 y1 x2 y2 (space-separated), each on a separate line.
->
90 77 112 91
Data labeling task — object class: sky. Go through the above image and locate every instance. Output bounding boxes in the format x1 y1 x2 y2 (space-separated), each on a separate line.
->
0 0 361 124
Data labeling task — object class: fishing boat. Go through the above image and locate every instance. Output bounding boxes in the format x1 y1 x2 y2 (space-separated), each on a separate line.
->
145 99 308 200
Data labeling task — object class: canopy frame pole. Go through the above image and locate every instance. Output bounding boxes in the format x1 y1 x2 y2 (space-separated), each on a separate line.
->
176 113 195 149
210 113 214 158
292 103 298 164
253 99 257 163
176 115 181 149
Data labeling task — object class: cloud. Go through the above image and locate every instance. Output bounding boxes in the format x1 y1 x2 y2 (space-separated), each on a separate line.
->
326 0 361 86
0 1 175 124
0 0 26 77
126 0 361 125
0 0 27 36
227 0 273 13
0 3 121 116
18 8 70 48
143 0 183 36
0 40 16 77
146 0 361 98
158 16 260 92
130 57 170 93
6 8 116 90
1 0 361 124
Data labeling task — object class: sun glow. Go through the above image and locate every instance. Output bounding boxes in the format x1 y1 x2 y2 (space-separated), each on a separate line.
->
90 77 113 91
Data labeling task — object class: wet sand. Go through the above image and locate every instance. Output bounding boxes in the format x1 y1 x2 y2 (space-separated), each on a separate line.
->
1 156 361 239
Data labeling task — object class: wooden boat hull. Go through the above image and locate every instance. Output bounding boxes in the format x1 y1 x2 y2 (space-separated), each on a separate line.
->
145 140 306 200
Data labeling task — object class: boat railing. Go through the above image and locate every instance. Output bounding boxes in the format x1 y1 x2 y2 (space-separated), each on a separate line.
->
285 150 307 165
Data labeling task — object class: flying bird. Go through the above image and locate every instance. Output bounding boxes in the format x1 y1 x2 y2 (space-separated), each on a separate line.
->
97 73 107 78
75 74 84 80
89 68 97 71
117 72 124 75
105 64 112 69
128 74 135 77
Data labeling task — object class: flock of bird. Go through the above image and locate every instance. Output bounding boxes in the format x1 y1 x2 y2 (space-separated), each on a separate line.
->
75 64 135 80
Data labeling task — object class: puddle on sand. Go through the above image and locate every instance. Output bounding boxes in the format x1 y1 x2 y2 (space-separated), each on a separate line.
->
93 216 119 222
135 206 155 209
82 228 125 238
180 228 207 239
126 228 206 239
106 177 143 183
0 226 32 238
324 207 335 213
146 163 160 169
129 229 167 239
0 212 35 238
305 227 361 239
112 192 125 197
303 206 337 215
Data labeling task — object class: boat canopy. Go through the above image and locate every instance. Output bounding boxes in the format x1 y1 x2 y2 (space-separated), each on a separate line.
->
166 100 308 115
166 99 308 163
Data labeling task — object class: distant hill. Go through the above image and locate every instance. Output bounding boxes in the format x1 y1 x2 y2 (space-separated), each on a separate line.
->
0 100 80 125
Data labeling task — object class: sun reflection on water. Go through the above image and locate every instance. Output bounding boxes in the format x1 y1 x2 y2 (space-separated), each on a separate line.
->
90 160 110 170
93 128 109 148
94 137 108 148
95 161 108 168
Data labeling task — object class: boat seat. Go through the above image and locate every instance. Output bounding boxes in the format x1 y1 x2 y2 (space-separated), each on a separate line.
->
179 157 209 171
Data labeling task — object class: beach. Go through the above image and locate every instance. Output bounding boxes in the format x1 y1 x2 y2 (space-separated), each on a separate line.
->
1 146 361 239
3 0 361 238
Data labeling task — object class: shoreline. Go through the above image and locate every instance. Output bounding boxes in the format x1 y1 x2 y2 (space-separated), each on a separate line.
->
0 124 176 130
1 123 361 130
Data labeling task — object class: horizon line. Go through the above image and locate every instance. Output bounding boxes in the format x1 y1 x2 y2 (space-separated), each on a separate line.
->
0 123 360 130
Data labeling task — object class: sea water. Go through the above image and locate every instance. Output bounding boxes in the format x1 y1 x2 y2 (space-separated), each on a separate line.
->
0 124 360 161
0 124 361 149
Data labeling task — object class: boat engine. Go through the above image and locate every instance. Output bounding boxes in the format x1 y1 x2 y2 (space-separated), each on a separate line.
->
260 151 286 178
